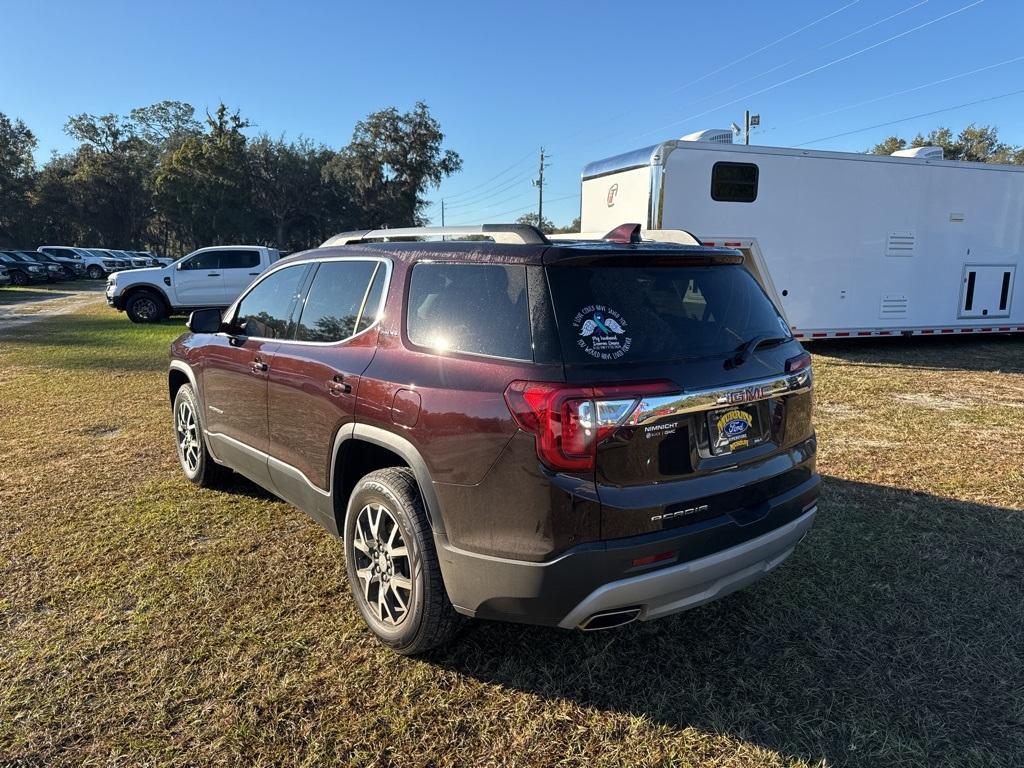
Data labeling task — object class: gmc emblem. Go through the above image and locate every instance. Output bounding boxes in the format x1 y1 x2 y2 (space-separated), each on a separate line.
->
606 183 618 207
727 386 767 404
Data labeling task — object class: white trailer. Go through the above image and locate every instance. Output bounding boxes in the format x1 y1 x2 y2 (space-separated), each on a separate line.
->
578 132 1024 340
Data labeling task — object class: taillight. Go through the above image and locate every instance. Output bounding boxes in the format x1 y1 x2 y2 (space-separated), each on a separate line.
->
785 351 812 373
504 380 676 472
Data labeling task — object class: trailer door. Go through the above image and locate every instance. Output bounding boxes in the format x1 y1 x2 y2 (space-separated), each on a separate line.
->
958 264 1016 319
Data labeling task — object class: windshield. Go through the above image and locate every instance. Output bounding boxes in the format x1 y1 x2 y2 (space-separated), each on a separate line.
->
546 263 789 364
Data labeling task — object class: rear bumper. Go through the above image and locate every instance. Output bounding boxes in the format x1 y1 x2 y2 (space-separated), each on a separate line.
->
558 505 815 628
437 474 820 627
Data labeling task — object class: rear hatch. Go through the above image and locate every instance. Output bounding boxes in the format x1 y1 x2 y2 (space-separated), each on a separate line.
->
542 248 815 540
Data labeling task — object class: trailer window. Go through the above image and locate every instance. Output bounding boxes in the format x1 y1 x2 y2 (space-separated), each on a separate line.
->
711 162 758 203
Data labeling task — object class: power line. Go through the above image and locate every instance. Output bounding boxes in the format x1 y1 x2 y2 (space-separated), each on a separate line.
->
551 0 864 148
441 167 534 210
660 0 863 100
819 0 928 49
775 54 1024 131
570 0 934 157
437 148 535 200
449 192 579 226
669 1 928 113
793 87 1024 147
445 189 536 215
623 0 984 144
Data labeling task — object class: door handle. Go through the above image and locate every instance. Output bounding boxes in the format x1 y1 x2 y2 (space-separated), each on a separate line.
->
207 272 221 277
328 374 352 395
248 272 260 276
251 358 269 374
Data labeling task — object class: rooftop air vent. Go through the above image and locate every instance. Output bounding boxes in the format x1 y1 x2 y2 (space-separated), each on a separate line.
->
680 129 734 144
890 146 943 160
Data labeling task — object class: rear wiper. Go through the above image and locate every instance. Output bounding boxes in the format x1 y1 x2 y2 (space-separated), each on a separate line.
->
726 334 789 369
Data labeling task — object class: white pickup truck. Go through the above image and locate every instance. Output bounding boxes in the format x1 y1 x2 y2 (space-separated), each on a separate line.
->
106 245 281 323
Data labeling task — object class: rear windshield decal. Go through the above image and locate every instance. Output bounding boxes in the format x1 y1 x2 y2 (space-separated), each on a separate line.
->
573 305 632 360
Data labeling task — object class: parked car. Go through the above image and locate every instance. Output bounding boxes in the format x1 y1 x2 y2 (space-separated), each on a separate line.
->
107 249 150 269
133 250 174 267
38 246 117 279
0 265 11 287
84 249 131 272
0 252 48 285
2 251 62 283
107 245 280 323
13 251 74 281
167 223 820 654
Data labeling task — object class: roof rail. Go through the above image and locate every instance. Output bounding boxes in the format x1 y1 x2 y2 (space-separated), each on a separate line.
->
546 228 703 246
320 224 549 247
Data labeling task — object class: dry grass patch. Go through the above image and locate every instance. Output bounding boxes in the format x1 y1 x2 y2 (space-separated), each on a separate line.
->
1 304 1023 767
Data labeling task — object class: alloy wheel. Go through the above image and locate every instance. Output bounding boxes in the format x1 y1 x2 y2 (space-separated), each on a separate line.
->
133 296 159 321
175 400 201 475
352 503 414 626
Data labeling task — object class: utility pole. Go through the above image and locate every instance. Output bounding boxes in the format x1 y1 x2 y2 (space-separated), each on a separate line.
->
441 199 445 226
533 147 550 228
741 110 760 145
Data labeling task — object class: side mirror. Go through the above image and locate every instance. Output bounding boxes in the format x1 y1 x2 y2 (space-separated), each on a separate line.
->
187 308 223 334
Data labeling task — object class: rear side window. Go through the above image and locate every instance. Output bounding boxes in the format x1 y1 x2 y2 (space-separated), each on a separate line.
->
295 260 380 343
546 263 787 363
711 162 758 202
220 250 261 269
235 264 307 338
181 251 221 270
407 263 531 361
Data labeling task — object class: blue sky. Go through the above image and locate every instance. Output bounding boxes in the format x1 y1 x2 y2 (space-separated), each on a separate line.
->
3 0 1023 227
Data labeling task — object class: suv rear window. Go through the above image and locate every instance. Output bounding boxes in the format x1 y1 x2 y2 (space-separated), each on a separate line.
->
407 263 531 360
546 263 787 363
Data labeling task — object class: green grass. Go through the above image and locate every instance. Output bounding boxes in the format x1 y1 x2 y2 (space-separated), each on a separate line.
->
1 302 1023 767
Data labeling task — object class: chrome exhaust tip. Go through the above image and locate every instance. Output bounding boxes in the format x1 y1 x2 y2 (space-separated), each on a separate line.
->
578 607 642 631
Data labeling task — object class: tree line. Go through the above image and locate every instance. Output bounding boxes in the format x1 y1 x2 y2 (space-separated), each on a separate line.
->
869 123 1024 163
0 100 462 255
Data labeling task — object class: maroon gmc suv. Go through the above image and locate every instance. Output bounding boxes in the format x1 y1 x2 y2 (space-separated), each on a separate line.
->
168 223 819 654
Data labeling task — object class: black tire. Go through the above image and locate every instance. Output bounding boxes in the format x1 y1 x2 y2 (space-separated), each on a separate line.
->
125 290 166 323
172 384 227 488
86 265 104 280
10 270 28 287
344 467 463 654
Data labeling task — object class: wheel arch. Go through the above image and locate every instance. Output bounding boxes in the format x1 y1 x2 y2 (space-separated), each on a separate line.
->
332 425 444 536
168 360 199 411
123 283 172 312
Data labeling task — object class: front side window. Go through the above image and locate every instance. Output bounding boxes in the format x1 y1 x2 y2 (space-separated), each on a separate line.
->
220 250 261 269
711 162 758 202
295 260 380 343
234 265 308 338
407 263 531 360
180 251 221 271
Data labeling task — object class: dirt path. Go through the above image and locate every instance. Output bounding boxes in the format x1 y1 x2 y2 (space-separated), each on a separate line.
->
0 285 106 328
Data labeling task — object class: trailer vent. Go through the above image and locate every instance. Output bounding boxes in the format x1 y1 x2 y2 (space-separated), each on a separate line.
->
880 295 909 318
891 146 943 160
680 129 734 144
885 231 916 257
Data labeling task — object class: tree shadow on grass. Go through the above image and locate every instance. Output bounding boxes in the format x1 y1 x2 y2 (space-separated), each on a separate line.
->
1 314 185 373
0 288 78 306
808 333 1024 374
435 477 1024 767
